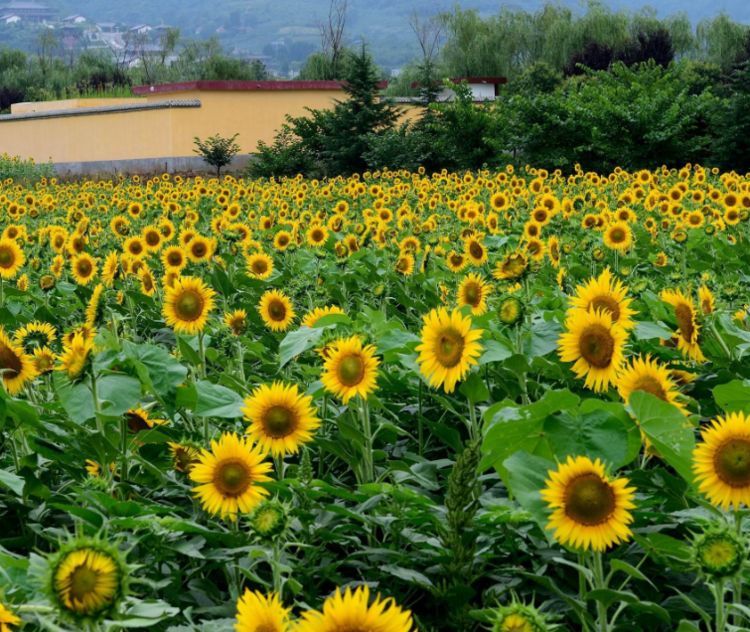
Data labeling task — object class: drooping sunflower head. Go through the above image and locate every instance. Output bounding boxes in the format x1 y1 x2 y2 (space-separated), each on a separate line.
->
224 309 248 336
570 268 636 330
162 276 216 335
0 238 25 280
242 381 320 456
296 585 414 632
692 525 745 580
258 290 295 332
660 289 704 362
246 252 274 280
493 252 528 281
235 589 290 632
321 336 380 404
57 330 95 381
698 285 715 315
457 272 491 315
301 305 345 329
558 308 627 393
395 253 415 276
541 455 636 551
464 236 488 266
46 538 128 622
616 355 686 414
694 412 750 510
124 408 167 433
14 320 57 351
189 432 273 521
168 441 201 473
416 307 484 393
0 327 37 395
498 295 524 326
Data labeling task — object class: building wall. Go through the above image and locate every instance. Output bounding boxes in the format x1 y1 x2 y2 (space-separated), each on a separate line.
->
0 87 422 174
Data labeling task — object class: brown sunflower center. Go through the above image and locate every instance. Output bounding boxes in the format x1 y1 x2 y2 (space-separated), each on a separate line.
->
674 304 695 342
69 564 99 601
77 260 92 276
268 300 286 321
167 252 183 266
0 247 14 268
338 354 365 386
252 260 268 274
578 324 615 369
463 283 480 306
564 473 616 526
146 232 160 246
590 295 621 322
469 241 484 259
631 375 667 400
263 405 298 437
312 229 324 242
126 412 150 433
129 242 143 255
609 228 626 243
175 290 204 321
435 328 466 368
714 439 750 488
0 343 22 379
214 459 252 496
278 235 289 246
192 242 207 258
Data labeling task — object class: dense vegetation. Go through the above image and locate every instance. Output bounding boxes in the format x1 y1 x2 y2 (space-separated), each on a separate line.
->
0 164 750 631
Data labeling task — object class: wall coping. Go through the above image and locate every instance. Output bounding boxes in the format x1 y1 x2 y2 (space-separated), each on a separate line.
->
133 80 347 94
0 99 201 122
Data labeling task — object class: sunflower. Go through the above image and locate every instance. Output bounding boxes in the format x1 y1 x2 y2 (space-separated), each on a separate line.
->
187 235 213 263
395 253 415 276
457 272 491 315
246 252 274 280
464 235 488 266
0 238 25 280
301 305 345 328
224 309 248 336
0 602 20 632
274 230 293 251
321 336 379 403
57 331 94 380
163 276 216 335
569 268 636 330
494 602 549 632
445 250 468 273
306 225 329 248
50 541 126 619
296 585 413 632
558 308 627 392
0 327 37 395
660 289 705 362
235 590 290 632
101 251 119 286
242 381 320 456
14 320 57 350
493 252 528 281
416 307 483 393
32 346 56 374
541 455 636 551
616 355 686 413
125 408 166 433
189 432 272 520
258 290 295 332
602 221 633 252
123 236 146 259
162 246 188 272
168 441 200 473
698 285 715 315
71 253 97 286
694 412 750 510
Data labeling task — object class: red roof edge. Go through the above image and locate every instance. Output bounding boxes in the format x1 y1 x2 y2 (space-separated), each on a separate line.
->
133 79 390 95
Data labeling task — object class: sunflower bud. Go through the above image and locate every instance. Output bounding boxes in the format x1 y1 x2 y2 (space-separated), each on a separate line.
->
693 526 745 580
498 295 524 326
249 499 288 540
493 602 550 632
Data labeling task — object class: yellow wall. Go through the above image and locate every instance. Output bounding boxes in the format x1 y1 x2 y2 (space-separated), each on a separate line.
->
0 88 421 167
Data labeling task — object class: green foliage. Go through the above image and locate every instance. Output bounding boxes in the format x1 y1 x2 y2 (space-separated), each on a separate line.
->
193 133 241 176
0 153 55 183
250 46 398 177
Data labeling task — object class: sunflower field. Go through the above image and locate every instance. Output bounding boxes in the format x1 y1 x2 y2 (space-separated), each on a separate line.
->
0 164 750 632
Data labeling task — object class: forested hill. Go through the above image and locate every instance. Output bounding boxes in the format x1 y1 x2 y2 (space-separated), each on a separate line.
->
24 0 750 68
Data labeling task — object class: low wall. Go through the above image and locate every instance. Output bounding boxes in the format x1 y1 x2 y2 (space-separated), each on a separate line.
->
52 154 256 177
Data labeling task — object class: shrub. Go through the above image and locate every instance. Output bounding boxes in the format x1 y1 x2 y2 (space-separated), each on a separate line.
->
193 133 241 177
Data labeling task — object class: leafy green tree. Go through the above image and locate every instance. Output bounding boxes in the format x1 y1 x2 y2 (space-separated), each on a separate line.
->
193 133 241 177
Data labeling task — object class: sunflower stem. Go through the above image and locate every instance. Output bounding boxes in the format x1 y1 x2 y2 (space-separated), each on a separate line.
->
198 331 207 379
467 397 478 442
417 379 424 457
90 370 103 435
235 340 246 384
359 397 374 484
591 551 610 632
733 512 744 627
272 539 283 597
0 278 4 308
119 413 128 494
710 319 732 360
714 579 726 632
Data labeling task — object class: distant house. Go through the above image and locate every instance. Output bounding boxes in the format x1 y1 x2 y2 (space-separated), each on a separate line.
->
0 1 54 22
62 14 86 24
0 13 20 23
410 77 508 102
